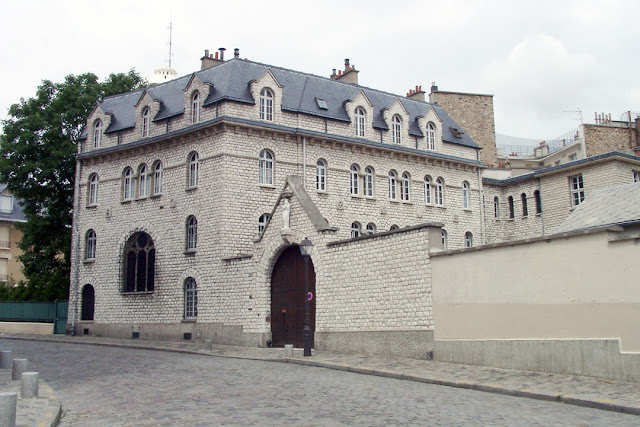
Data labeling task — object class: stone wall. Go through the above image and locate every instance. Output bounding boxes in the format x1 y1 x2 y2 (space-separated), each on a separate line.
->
429 91 497 167
583 123 636 157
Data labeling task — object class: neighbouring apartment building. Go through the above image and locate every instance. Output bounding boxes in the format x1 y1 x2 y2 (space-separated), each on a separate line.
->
69 49 640 362
0 185 26 284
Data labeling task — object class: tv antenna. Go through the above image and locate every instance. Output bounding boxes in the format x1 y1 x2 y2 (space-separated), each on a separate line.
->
563 108 583 124
167 21 174 68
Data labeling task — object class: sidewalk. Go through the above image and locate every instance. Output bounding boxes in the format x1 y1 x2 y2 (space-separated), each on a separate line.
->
0 365 60 427
2 332 640 421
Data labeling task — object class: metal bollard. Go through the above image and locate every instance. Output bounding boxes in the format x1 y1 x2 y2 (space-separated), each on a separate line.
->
0 392 17 427
21 372 39 399
0 351 12 369
203 339 213 351
11 359 27 381
284 344 293 357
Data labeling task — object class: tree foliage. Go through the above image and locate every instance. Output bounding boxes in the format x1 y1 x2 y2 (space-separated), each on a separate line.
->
0 70 145 300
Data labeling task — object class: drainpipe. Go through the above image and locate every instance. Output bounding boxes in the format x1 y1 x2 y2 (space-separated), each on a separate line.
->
538 178 545 237
70 157 82 335
302 136 307 189
476 150 485 244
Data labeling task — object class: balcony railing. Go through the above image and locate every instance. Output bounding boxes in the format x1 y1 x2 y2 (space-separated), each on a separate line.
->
0 241 10 249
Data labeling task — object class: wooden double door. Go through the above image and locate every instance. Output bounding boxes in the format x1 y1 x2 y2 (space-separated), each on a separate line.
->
270 246 316 348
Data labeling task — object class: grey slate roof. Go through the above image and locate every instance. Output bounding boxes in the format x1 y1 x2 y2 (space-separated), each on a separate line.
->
554 183 640 233
93 58 479 149
483 152 640 186
0 184 27 223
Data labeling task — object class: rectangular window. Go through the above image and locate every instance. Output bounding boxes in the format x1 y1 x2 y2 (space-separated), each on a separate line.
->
570 175 585 207
634 171 640 183
0 195 13 214
568 153 577 161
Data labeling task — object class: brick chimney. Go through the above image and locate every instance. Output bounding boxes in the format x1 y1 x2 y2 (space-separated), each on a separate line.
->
330 58 359 84
406 85 425 102
201 48 226 70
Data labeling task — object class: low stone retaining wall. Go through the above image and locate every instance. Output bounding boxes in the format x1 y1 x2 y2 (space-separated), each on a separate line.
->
435 338 640 383
0 323 53 335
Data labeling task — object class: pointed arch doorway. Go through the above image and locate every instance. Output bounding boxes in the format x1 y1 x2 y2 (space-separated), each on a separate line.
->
270 245 316 348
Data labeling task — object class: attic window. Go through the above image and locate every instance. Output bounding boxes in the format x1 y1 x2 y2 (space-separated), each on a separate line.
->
316 98 328 110
451 127 463 138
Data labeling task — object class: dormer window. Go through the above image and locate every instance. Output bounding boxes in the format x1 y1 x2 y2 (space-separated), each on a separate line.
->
426 122 435 150
354 107 365 137
142 108 150 137
191 92 200 124
0 195 13 214
260 88 274 121
392 115 402 144
93 120 103 148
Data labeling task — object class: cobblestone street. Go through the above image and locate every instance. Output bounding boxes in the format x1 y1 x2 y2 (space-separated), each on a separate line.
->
1 338 638 426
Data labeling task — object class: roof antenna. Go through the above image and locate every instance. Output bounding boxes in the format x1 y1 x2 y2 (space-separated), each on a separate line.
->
167 21 173 68
563 108 583 124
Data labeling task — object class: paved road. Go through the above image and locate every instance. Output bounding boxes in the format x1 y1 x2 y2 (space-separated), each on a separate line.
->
1 339 637 426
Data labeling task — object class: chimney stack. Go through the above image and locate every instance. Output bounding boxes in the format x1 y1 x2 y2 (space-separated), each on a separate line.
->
219 47 226 61
201 48 226 70
234 48 240 58
330 58 359 84
430 81 438 94
406 85 425 102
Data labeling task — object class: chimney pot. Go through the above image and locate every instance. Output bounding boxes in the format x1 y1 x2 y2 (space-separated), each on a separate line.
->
345 58 350 69
215 52 219 60
205 49 210 57
219 47 226 60
415 85 419 91
234 48 239 58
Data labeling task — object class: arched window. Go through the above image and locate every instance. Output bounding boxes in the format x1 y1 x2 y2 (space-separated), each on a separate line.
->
493 196 499 218
316 160 326 191
390 224 399 230
191 91 200 124
93 120 102 149
462 181 470 209
186 216 197 250
88 173 99 206
364 167 374 197
464 231 473 248
184 278 198 320
123 167 134 201
188 152 199 187
260 88 274 121
534 190 542 214
401 172 410 201
508 196 515 219
153 161 163 195
350 164 360 195
85 229 96 260
426 122 436 150
441 230 447 250
351 222 361 238
521 193 528 216
259 150 274 185
81 284 95 321
142 107 150 137
389 171 397 199
138 164 149 198
366 223 376 235
424 176 432 204
258 213 270 234
435 177 444 206
392 115 402 144
354 107 365 137
123 232 155 293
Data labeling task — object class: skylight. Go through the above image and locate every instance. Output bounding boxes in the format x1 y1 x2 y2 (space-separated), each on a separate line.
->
316 98 328 110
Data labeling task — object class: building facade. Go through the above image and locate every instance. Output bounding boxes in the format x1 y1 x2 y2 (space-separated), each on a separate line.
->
69 53 484 356
0 186 26 284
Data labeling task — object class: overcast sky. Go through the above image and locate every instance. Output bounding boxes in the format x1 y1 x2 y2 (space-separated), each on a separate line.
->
2 0 639 141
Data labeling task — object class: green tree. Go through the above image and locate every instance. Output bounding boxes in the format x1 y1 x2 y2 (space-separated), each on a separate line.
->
0 70 145 300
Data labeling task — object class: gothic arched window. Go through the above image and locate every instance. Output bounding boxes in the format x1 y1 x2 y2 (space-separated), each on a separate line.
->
123 232 155 293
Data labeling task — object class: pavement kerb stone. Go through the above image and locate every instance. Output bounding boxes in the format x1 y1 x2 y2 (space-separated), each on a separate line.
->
2 334 640 417
36 381 61 427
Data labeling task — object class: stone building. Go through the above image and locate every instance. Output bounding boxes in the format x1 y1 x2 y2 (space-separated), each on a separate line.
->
0 185 26 284
69 52 484 356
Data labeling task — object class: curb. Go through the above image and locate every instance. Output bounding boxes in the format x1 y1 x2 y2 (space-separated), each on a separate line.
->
37 381 61 427
3 335 640 417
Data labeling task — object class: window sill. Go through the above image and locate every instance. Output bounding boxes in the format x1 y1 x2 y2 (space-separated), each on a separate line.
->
136 196 149 201
259 184 276 190
181 319 197 323
86 205 97 210
184 249 197 256
83 259 95 265
317 190 328 195
463 208 472 212
121 199 133 204
434 205 446 209
121 291 154 295
150 194 162 199
536 213 542 217
389 199 400 204
186 186 198 192
402 201 413 205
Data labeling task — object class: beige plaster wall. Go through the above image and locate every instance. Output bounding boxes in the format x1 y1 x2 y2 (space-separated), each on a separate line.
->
431 230 640 351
